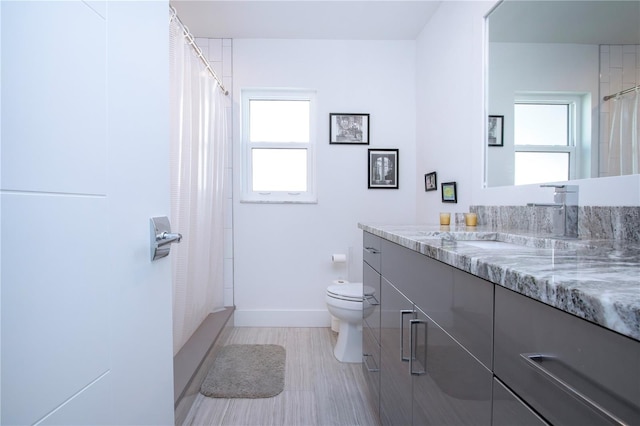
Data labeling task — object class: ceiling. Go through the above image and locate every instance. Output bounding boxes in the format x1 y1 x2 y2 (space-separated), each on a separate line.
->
490 1 640 45
170 1 442 40
171 0 640 44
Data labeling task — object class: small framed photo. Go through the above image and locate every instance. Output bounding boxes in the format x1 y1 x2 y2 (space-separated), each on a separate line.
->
441 181 457 203
330 113 369 144
425 172 437 191
488 115 504 146
368 149 398 189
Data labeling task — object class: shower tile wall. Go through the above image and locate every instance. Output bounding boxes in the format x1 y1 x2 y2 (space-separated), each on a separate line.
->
196 38 234 307
599 44 640 177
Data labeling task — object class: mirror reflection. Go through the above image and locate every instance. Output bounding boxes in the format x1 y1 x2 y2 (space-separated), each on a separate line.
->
486 0 640 187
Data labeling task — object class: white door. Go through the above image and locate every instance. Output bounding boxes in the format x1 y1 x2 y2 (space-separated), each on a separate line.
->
1 2 174 424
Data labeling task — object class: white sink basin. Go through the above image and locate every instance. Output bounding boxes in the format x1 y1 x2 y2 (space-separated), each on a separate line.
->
460 240 525 250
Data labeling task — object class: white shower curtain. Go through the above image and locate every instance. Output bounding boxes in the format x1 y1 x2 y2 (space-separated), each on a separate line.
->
607 88 640 176
169 19 228 355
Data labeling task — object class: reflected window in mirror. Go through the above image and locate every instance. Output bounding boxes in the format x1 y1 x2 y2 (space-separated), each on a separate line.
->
513 98 577 185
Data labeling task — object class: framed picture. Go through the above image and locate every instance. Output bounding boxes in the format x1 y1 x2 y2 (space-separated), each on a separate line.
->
330 113 370 144
368 149 398 189
425 172 437 191
441 181 457 203
488 115 504 146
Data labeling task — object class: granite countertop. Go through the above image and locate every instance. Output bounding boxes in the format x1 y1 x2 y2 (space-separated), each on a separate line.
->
358 223 640 342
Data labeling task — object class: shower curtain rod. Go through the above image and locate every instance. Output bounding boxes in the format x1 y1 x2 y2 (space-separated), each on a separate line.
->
170 6 229 96
603 84 639 102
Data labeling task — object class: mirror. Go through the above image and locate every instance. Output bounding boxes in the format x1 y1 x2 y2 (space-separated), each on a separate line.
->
485 0 640 187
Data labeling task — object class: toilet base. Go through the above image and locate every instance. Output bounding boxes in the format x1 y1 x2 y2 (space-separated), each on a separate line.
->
333 320 362 363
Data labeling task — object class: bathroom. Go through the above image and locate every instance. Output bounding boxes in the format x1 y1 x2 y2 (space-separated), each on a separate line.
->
169 0 640 422
189 0 639 331
1 1 638 425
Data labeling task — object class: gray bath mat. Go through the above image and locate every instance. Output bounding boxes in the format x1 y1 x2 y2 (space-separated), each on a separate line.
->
200 344 286 399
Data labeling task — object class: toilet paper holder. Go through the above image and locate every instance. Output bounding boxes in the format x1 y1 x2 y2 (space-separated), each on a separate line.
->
332 253 347 263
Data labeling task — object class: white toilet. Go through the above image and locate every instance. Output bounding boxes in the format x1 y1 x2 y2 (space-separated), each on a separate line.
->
326 282 376 363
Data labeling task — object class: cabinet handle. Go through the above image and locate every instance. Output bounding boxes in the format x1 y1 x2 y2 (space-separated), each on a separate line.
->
400 310 415 362
365 293 380 306
364 247 379 254
410 319 427 376
363 353 380 372
520 353 625 425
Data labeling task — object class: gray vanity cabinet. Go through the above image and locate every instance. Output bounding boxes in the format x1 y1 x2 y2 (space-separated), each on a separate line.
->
380 239 494 370
494 285 640 425
363 261 381 415
412 306 493 426
374 236 493 425
364 229 640 426
362 233 382 417
379 276 414 425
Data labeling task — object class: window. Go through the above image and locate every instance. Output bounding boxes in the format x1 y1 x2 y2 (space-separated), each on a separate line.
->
241 89 316 203
513 96 579 185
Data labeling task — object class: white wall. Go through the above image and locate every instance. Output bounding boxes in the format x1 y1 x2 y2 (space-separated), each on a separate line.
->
232 39 417 326
415 1 491 222
415 0 640 215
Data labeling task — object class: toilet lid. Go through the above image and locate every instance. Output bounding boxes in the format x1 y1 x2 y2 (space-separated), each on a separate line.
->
327 283 375 301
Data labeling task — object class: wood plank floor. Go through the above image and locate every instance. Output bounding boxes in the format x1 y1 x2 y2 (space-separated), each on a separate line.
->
182 327 381 426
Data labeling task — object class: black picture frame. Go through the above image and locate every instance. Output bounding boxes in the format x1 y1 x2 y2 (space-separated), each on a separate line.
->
368 149 398 189
488 115 504 146
425 172 437 191
330 113 370 144
441 181 457 203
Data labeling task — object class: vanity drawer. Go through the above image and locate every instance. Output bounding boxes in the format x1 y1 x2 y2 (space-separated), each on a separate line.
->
492 377 548 426
494 285 640 425
380 239 452 311
363 232 382 272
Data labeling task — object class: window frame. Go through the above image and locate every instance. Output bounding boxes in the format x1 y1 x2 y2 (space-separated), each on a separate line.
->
513 94 580 183
241 88 317 204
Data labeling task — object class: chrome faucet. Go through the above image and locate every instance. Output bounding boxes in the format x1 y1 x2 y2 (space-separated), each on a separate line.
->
527 184 579 238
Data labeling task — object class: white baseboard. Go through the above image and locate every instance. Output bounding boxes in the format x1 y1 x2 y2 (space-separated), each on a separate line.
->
234 309 332 327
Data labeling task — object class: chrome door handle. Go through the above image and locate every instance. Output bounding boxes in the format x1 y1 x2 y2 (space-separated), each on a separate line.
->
410 319 427 376
150 217 182 261
400 309 415 362
156 231 182 247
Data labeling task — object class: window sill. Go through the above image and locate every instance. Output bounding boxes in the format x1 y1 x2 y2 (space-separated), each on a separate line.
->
240 197 318 204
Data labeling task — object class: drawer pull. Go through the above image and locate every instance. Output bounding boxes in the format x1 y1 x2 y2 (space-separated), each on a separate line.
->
363 353 380 372
365 293 380 306
410 319 427 376
364 247 380 254
520 353 626 425
400 310 415 362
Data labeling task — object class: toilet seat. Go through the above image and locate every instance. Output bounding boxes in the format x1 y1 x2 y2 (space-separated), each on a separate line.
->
326 283 375 302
